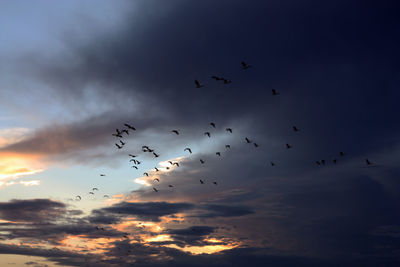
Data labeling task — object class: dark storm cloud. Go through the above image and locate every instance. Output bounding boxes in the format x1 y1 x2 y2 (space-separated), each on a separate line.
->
0 199 66 223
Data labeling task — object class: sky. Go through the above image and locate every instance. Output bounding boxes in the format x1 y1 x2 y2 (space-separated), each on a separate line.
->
0 0 400 266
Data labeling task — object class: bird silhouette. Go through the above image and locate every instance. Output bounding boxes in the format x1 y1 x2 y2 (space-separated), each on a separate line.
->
92 188 98 191
210 122 216 128
173 162 180 167
103 195 109 198
272 88 279 95
100 174 105 176
143 172 149 176
204 132 211 137
216 152 221 156
155 167 159 172
321 160 326 165
211 76 223 81
89 192 94 195
195 80 204 88
184 148 192 154
124 124 136 130
122 129 129 135
200 159 205 164
76 196 81 200
132 166 138 170
286 143 292 149
129 154 137 158
168 161 174 165
241 61 251 70
153 187 159 192
316 161 321 166
366 159 372 165
168 185 174 187
293 126 299 132
245 137 251 143
223 79 232 84
226 128 233 133
225 145 231 149
154 178 160 182
112 133 123 138
153 152 159 158
115 143 123 149
254 143 259 148
172 130 179 135
340 152 345 156
200 179 204 184
119 140 125 146
213 181 218 185
333 159 337 164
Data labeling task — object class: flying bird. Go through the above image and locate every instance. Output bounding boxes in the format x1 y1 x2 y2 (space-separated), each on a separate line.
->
245 137 251 143
112 133 123 138
76 196 81 200
155 167 159 172
225 145 231 149
316 161 321 166
100 174 105 177
89 192 94 195
173 162 180 167
115 143 123 149
92 188 98 191
168 185 174 187
168 161 173 165
211 75 223 81
143 172 149 176
272 88 279 95
223 79 232 84
200 179 204 184
366 159 372 165
200 159 205 164
195 80 204 88
204 132 211 137
254 143 259 148
213 181 218 185
171 130 179 135
132 166 138 170
129 154 137 158
122 129 129 135
119 140 125 146
154 178 160 182
216 152 221 156
321 160 326 165
286 143 292 149
103 195 109 198
226 128 232 133
210 122 216 128
333 159 337 164
153 152 159 158
270 161 276 166
340 152 345 156
184 148 192 154
153 187 159 192
293 126 299 132
124 124 136 130
241 61 251 70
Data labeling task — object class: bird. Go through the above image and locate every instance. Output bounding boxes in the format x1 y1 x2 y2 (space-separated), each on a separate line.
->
204 132 211 137
200 179 204 184
339 152 345 156
241 61 251 70
223 79 232 84
211 75 223 81
154 167 159 172
316 161 321 166
321 160 326 165
89 192 94 195
245 137 251 143
166 167 170 170
194 80 204 88
293 126 299 132
143 172 149 176
115 129 122 135
254 143 259 148
103 195 109 198
272 88 279 95
171 130 179 135
168 161 174 165
100 174 105 177
286 143 292 149
216 152 221 156
153 187 159 192
226 128 232 133
119 140 125 146
200 159 205 164
213 181 218 185
92 188 98 191
132 166 138 170
115 143 123 149
173 162 180 167
76 196 81 200
124 124 136 130
270 161 276 166
210 122 216 128
129 154 137 158
122 129 129 135
366 159 372 165
168 185 174 187
333 159 337 164
153 152 159 158
225 145 231 149
184 148 192 154
154 178 160 182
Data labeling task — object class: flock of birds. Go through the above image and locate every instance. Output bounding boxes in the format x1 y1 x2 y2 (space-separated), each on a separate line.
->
74 61 376 201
